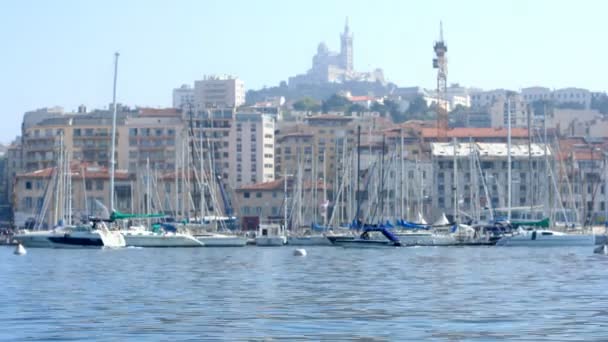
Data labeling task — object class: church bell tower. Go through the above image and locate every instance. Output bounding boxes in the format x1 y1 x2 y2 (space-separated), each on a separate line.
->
340 17 353 72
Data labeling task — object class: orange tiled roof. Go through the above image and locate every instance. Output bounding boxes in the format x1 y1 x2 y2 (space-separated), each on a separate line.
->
421 127 530 139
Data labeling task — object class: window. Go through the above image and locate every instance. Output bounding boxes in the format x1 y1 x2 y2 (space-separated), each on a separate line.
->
96 180 104 191
86 180 93 191
244 192 250 198
25 197 33 209
25 181 32 190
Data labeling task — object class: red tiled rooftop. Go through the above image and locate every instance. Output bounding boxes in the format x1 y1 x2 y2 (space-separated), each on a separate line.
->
348 95 374 102
421 127 530 139
305 114 354 121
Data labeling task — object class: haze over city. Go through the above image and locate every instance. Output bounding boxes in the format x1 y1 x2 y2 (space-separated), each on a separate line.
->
1 0 606 141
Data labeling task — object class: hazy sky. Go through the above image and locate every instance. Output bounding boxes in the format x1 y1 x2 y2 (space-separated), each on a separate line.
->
1 0 606 142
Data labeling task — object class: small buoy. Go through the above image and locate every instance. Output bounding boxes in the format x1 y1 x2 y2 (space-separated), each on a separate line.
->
293 248 307 257
14 244 26 256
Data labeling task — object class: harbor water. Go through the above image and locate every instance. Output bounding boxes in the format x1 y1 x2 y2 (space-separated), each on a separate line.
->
1 246 608 340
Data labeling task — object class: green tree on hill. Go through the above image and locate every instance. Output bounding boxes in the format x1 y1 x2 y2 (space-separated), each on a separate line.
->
321 94 351 113
292 97 321 112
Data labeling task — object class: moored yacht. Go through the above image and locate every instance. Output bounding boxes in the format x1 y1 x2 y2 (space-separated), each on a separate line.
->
14 220 125 249
496 228 594 247
120 225 204 247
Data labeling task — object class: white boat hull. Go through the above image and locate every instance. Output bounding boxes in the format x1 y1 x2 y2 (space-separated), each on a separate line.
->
287 235 331 246
195 235 247 247
497 232 594 247
255 236 286 246
15 229 124 249
122 232 203 247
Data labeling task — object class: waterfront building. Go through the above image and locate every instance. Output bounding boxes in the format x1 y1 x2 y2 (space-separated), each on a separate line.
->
234 178 331 230
430 142 551 220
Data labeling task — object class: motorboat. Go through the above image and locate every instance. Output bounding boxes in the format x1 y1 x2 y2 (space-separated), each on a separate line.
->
14 220 125 249
193 232 247 247
255 223 286 246
120 225 204 247
329 227 402 248
496 228 595 247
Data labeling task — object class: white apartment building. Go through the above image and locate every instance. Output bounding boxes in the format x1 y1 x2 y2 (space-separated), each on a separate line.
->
172 84 195 109
521 87 592 109
470 89 515 108
193 75 245 110
230 113 275 189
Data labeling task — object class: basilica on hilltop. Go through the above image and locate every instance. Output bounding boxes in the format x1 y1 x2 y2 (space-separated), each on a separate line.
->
288 19 385 87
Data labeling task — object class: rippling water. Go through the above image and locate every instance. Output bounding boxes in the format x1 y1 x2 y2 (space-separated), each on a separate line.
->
1 245 608 341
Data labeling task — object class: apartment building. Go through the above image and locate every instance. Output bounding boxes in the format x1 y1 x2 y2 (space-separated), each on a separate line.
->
229 112 275 189
124 108 183 173
430 142 550 219
193 75 245 110
172 84 195 109
20 110 131 172
521 87 592 109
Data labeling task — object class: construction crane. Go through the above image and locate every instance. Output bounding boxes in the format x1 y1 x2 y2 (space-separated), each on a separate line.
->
433 21 448 139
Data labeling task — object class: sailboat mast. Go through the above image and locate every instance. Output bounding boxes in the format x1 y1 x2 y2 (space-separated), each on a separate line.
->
379 134 385 224
400 129 404 219
355 125 361 225
507 96 512 221
109 52 119 213
452 137 458 224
